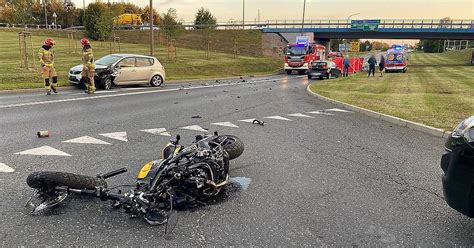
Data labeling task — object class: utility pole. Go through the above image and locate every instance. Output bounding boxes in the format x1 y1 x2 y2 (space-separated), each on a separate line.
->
258 9 260 23
301 0 306 35
83 0 86 15
43 0 48 28
242 0 245 29
149 0 154 56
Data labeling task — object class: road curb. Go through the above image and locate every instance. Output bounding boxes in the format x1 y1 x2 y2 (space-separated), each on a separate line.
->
306 84 452 138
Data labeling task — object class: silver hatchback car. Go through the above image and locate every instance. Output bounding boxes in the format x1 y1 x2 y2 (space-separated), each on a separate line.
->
68 54 166 90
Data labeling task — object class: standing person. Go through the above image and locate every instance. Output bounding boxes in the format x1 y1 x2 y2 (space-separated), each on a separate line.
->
39 38 58 95
80 38 95 94
343 55 350 77
367 54 376 77
379 55 386 77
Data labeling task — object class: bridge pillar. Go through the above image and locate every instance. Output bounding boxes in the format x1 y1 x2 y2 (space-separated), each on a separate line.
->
315 38 331 59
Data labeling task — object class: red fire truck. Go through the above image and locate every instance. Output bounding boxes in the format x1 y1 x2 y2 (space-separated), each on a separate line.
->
284 43 326 75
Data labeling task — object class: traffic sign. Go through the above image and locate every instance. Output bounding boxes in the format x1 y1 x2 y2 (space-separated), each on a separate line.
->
350 42 360 52
351 20 381 31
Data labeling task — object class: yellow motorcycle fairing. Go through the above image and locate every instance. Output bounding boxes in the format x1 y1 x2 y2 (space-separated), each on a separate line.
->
137 145 182 180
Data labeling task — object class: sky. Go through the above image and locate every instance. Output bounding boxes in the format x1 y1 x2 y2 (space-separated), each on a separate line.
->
74 0 474 23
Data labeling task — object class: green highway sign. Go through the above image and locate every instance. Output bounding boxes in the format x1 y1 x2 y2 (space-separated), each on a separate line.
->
351 20 381 31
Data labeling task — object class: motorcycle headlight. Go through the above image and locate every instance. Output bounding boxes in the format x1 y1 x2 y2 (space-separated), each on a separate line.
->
452 116 474 147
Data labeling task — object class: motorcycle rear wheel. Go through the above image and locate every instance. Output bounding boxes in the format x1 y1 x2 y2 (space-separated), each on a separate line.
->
216 135 244 160
27 171 107 190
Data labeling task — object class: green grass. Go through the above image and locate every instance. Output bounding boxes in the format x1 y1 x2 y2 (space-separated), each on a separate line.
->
310 50 474 130
0 31 281 90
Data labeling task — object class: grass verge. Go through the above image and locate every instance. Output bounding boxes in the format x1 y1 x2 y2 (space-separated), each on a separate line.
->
309 50 474 130
0 31 281 90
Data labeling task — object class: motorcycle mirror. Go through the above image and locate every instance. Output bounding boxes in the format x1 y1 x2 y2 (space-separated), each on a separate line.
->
176 135 180 142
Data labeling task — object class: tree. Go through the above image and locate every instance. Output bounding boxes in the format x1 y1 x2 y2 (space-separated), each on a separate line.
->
142 5 160 25
160 8 182 38
194 7 216 29
83 2 108 40
95 8 116 40
420 39 443 53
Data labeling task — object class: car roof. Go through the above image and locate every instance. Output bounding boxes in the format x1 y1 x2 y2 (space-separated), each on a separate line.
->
110 54 156 59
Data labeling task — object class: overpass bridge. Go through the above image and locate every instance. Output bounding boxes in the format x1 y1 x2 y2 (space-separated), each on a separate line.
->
260 19 474 40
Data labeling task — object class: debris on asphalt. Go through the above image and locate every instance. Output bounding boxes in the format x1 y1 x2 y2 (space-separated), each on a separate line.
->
242 80 246 82
237 96 241 98
223 90 228 93
269 88 272 90
37 131 50 138
191 115 202 119
252 119 265 126
173 101 179 104
239 76 243 79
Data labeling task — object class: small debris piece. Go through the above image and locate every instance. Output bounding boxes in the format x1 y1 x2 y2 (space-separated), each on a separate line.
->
37 130 50 138
252 119 265 126
191 115 202 119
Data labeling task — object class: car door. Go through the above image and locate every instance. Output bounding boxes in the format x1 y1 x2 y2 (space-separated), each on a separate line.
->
114 57 138 85
134 57 154 83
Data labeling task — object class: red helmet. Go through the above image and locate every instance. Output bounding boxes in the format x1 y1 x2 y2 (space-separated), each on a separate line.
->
44 38 55 46
80 38 90 46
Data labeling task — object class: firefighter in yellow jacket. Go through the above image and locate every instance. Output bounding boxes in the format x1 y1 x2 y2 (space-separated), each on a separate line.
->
39 38 58 95
80 38 95 94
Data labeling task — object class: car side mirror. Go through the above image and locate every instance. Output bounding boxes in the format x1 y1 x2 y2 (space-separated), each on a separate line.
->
115 65 121 70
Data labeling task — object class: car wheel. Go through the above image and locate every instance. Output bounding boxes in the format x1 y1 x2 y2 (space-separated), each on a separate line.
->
318 76 323 80
286 70 292 75
307 75 312 79
100 77 113 90
150 75 163 87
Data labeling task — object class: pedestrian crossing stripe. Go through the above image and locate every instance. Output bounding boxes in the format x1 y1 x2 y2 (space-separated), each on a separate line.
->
324 108 351 113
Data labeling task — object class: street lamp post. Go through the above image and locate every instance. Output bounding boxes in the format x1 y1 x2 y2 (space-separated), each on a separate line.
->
149 0 154 57
301 0 306 35
43 0 48 29
242 0 245 30
345 13 360 55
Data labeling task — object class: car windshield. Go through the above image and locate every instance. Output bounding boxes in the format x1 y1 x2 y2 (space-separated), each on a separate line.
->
95 55 122 66
286 46 307 56
387 53 404 61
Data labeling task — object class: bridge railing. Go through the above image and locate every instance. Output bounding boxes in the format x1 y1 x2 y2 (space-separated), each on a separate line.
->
262 19 474 30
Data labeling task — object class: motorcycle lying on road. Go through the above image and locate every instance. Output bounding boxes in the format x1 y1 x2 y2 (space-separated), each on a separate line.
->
26 132 244 226
441 116 474 217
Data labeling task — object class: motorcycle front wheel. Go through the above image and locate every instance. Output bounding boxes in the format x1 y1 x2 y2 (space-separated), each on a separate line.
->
27 171 107 190
216 135 244 160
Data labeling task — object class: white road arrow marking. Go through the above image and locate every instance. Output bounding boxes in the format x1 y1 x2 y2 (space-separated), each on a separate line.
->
63 136 111 145
15 145 72 156
307 111 335 116
287 113 314 118
100 132 128 142
211 122 239 128
324 108 352 113
238 119 257 123
141 128 171 137
0 163 14 173
179 125 208 132
264 116 292 121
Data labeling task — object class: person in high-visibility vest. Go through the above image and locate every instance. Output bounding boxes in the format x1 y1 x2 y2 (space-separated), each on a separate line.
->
80 38 95 94
39 38 58 95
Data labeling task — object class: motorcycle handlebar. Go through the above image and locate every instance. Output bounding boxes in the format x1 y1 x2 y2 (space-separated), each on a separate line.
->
98 167 128 179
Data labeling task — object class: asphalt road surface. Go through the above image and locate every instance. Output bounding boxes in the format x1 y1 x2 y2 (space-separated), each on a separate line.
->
0 75 471 246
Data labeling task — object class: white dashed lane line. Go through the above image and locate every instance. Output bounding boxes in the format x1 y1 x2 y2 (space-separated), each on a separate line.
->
264 116 292 121
287 113 315 118
63 136 111 145
179 125 209 132
0 162 14 173
140 128 171 137
14 145 72 156
211 122 239 128
99 132 128 142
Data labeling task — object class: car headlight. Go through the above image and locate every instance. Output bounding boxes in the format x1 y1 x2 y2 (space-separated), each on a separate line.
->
452 116 474 147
